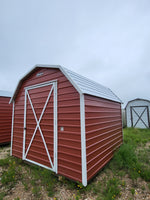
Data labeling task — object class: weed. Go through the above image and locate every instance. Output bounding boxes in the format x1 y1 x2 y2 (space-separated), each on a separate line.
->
0 157 10 166
103 177 121 200
32 186 41 199
130 188 135 195
40 168 57 197
112 143 137 170
121 180 126 188
137 148 150 165
116 170 126 178
92 181 102 195
141 167 150 181
1 161 16 186
47 183 55 197
141 185 145 191
75 195 80 200
22 182 29 191
0 192 6 200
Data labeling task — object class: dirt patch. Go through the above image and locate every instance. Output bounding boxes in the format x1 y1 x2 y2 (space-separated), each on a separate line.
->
4 181 33 200
0 146 10 159
118 175 150 200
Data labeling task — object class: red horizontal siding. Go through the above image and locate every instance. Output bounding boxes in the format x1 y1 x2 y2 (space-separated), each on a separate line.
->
0 97 12 144
85 94 123 182
12 68 82 182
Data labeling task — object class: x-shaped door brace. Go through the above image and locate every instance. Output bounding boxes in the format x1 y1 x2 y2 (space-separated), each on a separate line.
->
132 107 148 128
24 85 54 169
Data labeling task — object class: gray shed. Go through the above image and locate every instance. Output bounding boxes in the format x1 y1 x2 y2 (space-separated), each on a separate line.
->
125 98 150 129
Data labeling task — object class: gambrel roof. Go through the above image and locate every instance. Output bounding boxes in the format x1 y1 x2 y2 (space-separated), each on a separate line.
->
10 65 122 103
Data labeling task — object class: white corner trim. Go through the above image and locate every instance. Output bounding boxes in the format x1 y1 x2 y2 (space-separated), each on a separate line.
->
54 81 58 173
80 94 87 186
10 101 15 156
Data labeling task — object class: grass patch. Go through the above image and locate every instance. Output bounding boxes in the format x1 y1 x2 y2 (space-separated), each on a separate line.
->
0 158 22 189
0 157 10 166
110 128 150 183
123 128 150 147
103 177 121 200
112 143 137 170
0 192 6 200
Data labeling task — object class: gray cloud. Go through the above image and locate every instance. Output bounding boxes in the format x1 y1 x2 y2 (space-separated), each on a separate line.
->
0 0 150 106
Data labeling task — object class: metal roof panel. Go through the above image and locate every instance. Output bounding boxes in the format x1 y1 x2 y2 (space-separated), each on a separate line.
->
62 67 122 103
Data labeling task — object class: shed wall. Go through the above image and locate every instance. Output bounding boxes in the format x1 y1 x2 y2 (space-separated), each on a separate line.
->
0 97 12 144
84 95 122 181
126 100 150 128
12 68 82 182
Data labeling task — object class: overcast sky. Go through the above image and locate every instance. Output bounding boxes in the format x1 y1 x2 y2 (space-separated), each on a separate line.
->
0 0 150 106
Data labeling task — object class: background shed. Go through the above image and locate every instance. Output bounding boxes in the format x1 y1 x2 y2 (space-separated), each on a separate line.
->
10 65 123 186
0 90 12 144
125 98 150 129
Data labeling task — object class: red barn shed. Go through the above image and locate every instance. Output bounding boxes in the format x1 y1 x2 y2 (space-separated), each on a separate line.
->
0 90 12 144
10 65 123 186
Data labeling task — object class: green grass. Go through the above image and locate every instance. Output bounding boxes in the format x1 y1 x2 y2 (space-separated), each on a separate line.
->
110 128 150 181
0 192 6 200
0 128 150 200
103 177 121 200
123 128 150 147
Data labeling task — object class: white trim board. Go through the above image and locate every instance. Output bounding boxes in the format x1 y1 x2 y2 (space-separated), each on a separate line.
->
80 94 87 186
10 101 15 156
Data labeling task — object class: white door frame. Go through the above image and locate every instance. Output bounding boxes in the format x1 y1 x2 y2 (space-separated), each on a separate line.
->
23 80 58 173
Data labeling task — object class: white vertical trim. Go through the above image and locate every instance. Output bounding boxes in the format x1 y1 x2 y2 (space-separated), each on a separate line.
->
23 89 27 160
53 81 58 173
10 101 15 156
80 94 87 186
